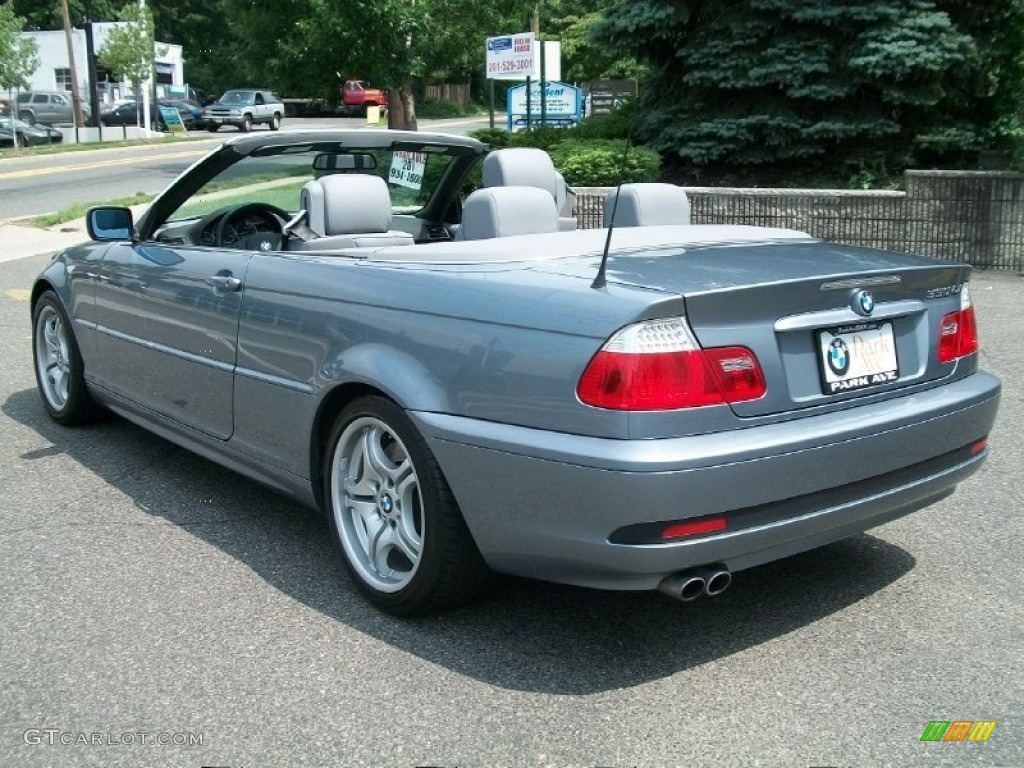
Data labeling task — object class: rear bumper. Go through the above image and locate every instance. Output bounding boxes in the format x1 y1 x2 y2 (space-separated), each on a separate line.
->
413 372 1000 590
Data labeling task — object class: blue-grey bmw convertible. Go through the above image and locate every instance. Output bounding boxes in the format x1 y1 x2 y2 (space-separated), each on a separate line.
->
31 130 1001 615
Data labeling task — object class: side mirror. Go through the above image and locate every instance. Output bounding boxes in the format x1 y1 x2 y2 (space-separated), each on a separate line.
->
86 206 133 241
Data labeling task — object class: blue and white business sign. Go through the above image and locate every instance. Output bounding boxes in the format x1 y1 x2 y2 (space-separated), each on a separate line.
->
506 81 582 132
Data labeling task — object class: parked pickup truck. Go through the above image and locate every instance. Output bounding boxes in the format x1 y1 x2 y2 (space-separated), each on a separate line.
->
202 88 283 132
340 80 388 117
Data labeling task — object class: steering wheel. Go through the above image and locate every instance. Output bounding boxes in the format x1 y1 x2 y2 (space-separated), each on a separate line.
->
213 202 290 250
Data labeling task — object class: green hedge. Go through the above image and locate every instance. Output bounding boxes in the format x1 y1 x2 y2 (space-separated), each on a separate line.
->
469 126 661 186
549 140 660 187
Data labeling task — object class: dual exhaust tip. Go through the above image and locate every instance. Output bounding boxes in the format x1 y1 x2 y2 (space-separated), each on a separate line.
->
657 564 732 602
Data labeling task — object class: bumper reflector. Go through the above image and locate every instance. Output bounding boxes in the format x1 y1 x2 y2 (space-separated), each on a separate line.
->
660 516 728 540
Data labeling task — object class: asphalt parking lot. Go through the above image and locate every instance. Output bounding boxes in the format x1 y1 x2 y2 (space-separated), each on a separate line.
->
1 251 1021 768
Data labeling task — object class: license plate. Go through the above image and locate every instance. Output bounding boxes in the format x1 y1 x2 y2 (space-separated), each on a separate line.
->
817 321 899 394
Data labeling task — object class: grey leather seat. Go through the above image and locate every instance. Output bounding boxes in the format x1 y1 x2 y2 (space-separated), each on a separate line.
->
456 187 560 241
294 174 414 250
603 182 691 227
482 148 577 231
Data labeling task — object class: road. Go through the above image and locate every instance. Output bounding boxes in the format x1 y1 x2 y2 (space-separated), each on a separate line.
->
0 115 492 220
0 246 1021 765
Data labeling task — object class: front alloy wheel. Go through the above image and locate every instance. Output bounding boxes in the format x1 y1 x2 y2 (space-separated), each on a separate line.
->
32 291 101 425
325 396 492 615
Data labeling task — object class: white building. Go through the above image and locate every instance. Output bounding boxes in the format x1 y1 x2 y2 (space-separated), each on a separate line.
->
24 25 183 107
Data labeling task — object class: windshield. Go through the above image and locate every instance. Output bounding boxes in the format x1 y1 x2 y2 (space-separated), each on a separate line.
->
219 91 255 106
165 145 458 224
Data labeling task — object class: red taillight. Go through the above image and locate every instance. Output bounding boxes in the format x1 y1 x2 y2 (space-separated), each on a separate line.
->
577 318 766 410
938 285 979 363
660 516 728 540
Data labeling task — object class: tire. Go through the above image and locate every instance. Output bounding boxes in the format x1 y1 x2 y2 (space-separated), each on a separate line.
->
32 291 102 425
207 125 219 133
240 115 252 132
324 396 493 616
21 110 35 125
269 113 281 131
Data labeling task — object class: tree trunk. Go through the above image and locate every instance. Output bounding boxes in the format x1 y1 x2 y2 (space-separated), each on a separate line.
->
387 81 417 131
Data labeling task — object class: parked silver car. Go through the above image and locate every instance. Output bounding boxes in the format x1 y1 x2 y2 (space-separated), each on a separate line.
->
31 130 1001 616
16 90 90 125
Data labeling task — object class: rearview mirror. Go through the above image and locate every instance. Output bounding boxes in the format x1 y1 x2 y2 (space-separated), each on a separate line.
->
313 153 377 172
86 206 133 241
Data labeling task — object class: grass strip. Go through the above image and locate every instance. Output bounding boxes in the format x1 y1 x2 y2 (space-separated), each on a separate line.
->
1 133 214 159
32 193 155 228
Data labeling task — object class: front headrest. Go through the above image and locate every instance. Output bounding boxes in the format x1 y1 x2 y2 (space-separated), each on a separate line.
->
483 148 559 198
300 174 392 236
603 183 691 227
460 187 559 240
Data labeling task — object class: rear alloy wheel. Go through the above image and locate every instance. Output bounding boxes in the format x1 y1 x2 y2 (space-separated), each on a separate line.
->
240 115 252 132
324 396 492 616
32 291 101 425
269 113 281 131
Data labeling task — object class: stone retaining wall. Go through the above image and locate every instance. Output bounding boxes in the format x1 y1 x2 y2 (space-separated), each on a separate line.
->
575 171 1024 271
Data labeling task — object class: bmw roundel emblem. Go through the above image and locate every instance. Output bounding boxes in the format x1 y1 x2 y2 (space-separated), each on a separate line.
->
852 289 875 317
827 338 850 376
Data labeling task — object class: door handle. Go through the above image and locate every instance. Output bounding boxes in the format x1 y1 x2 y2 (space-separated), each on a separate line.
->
207 273 242 292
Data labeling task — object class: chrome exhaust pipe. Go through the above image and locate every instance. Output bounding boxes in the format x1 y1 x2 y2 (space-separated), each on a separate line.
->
657 571 706 602
658 564 732 602
698 565 732 597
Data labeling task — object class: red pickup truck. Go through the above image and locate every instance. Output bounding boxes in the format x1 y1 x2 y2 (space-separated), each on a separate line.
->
340 80 388 117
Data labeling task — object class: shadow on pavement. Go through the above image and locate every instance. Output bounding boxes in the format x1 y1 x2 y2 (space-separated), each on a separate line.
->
5 387 916 695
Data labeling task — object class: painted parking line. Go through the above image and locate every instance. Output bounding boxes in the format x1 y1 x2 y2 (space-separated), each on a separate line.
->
4 289 32 301
0 149 206 181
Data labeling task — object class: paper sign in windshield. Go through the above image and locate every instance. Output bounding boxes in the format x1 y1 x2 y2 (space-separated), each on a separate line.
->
389 151 426 190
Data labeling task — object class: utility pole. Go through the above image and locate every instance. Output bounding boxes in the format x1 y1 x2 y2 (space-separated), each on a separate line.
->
139 0 151 133
60 0 86 127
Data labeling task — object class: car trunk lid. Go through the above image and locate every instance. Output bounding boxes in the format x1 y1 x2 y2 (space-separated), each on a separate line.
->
598 239 973 418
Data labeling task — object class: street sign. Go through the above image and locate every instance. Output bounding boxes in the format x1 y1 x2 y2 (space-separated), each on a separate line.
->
506 81 582 132
486 32 536 80
158 105 188 135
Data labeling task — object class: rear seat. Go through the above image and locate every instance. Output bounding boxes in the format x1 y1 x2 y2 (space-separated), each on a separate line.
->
482 148 577 231
603 182 691 227
455 187 560 241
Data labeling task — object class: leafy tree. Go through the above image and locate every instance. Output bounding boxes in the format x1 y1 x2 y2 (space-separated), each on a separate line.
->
0 4 39 93
10 0 119 30
591 0 1018 180
148 0 230 98
0 3 40 147
97 2 160 125
937 0 1024 164
219 0 537 128
544 8 645 82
